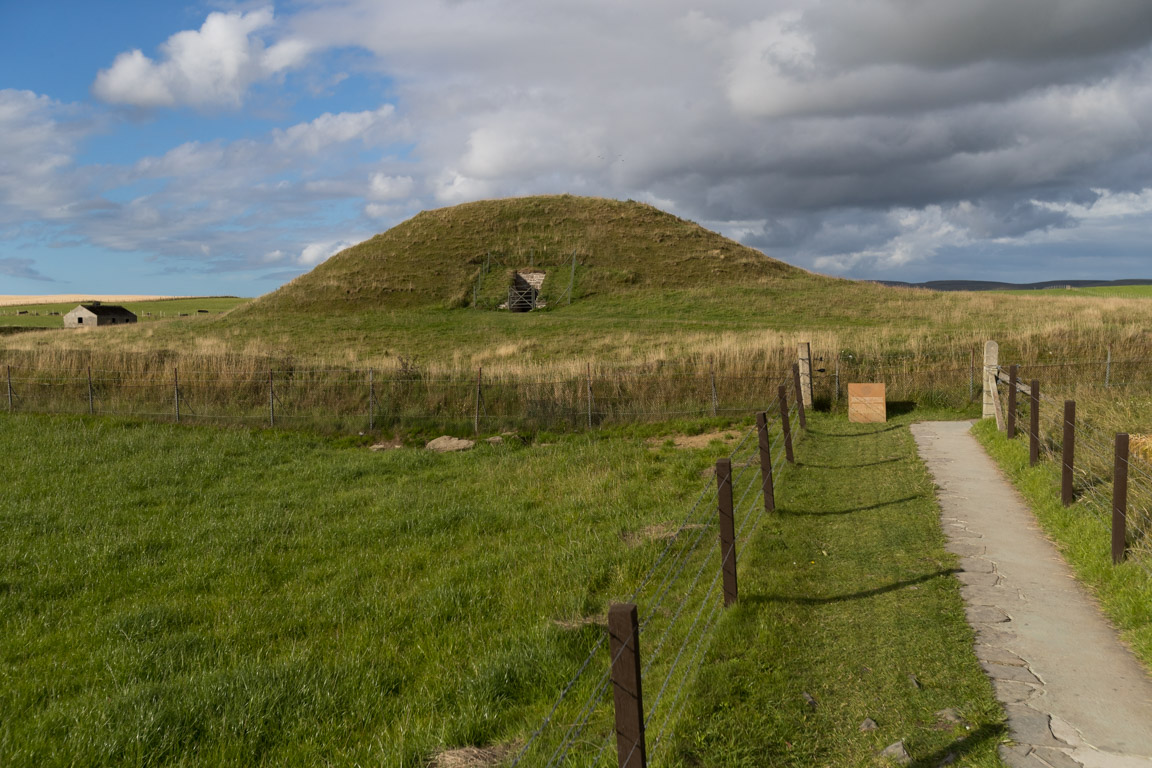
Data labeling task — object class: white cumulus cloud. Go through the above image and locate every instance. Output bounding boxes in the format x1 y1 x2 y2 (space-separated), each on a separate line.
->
92 7 310 108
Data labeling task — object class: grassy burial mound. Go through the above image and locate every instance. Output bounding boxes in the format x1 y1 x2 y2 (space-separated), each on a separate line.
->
242 194 805 316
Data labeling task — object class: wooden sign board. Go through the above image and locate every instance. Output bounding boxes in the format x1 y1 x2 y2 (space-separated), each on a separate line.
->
848 383 886 423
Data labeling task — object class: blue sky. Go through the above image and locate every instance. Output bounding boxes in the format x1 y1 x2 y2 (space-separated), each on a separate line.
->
3 1 1152 297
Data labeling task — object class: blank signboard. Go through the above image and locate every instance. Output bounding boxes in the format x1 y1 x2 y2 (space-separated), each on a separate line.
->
848 383 886 423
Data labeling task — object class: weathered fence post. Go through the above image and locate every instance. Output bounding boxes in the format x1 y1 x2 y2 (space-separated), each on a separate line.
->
779 385 794 463
792 363 806 429
969 348 975 401
756 411 776 513
1007 364 1018 439
87 366 94 415
607 603 646 768
587 363 594 429
269 370 275 427
1062 400 1075 507
474 366 483 436
174 367 180 423
1029 380 1040 467
368 368 375 431
1113 433 1129 564
716 458 738 607
982 341 999 419
798 342 813 408
709 357 718 417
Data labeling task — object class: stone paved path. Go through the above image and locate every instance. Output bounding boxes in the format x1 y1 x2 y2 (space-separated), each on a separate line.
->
911 421 1152 768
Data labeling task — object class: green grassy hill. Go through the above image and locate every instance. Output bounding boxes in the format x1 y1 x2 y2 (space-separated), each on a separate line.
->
243 195 804 314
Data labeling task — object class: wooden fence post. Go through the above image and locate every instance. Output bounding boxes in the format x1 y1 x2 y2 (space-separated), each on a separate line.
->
607 603 647 768
798 342 813 408
792 363 806 429
982 341 999 419
1007 364 1018 439
778 385 794 463
1113 433 1129 564
709 357 718 417
716 458 738 607
474 366 482 435
1062 400 1075 507
587 363 594 428
1029 380 1040 467
756 411 775 513
87 366 94 416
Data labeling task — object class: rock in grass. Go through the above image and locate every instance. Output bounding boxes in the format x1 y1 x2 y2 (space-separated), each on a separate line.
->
485 435 504 445
880 740 912 765
801 692 818 710
935 708 963 725
908 674 923 690
426 436 475 452
859 718 878 732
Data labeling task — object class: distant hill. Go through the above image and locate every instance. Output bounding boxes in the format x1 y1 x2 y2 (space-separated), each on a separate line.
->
244 195 806 314
874 279 1152 292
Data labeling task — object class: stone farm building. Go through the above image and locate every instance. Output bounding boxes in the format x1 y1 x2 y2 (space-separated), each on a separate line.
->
63 304 138 328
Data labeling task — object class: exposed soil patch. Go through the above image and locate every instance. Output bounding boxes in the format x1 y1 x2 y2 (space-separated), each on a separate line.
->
552 614 605 630
646 430 742 450
369 438 404 451
428 744 520 768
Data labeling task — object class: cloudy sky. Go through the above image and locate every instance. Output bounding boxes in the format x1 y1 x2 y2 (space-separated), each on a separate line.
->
3 0 1152 296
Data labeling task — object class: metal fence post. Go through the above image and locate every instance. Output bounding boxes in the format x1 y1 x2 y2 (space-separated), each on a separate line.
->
269 370 275 427
835 357 841 403
173 367 180 423
1062 400 1075 507
792 363 806 429
87 366 94 415
1029 380 1040 467
969 348 975 401
1106 346 1112 388
716 458 738 607
6 365 12 412
607 603 647 768
1113 433 1129 564
779 385 794 463
368 368 375 431
1007 364 1018 439
756 411 775 513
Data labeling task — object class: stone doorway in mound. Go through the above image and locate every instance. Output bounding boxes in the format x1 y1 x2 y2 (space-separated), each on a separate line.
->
506 271 546 312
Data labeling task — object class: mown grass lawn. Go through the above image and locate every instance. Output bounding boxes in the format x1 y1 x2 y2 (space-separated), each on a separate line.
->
669 412 1006 767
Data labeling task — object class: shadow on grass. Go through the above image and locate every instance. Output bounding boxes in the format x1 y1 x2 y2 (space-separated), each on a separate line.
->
777 494 922 517
805 424 903 437
909 723 1006 768
743 569 958 606
798 457 905 469
888 401 918 416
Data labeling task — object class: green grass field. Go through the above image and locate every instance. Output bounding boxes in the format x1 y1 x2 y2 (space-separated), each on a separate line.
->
0 297 249 328
995 285 1152 298
1 409 1006 766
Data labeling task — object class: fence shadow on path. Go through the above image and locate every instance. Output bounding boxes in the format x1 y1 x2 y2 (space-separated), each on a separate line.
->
741 569 958 607
776 494 923 517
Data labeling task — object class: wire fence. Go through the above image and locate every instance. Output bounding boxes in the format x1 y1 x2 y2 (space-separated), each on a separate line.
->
995 361 1152 578
509 385 797 766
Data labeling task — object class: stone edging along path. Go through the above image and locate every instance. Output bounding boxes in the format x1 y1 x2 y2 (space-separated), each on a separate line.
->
911 421 1152 768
